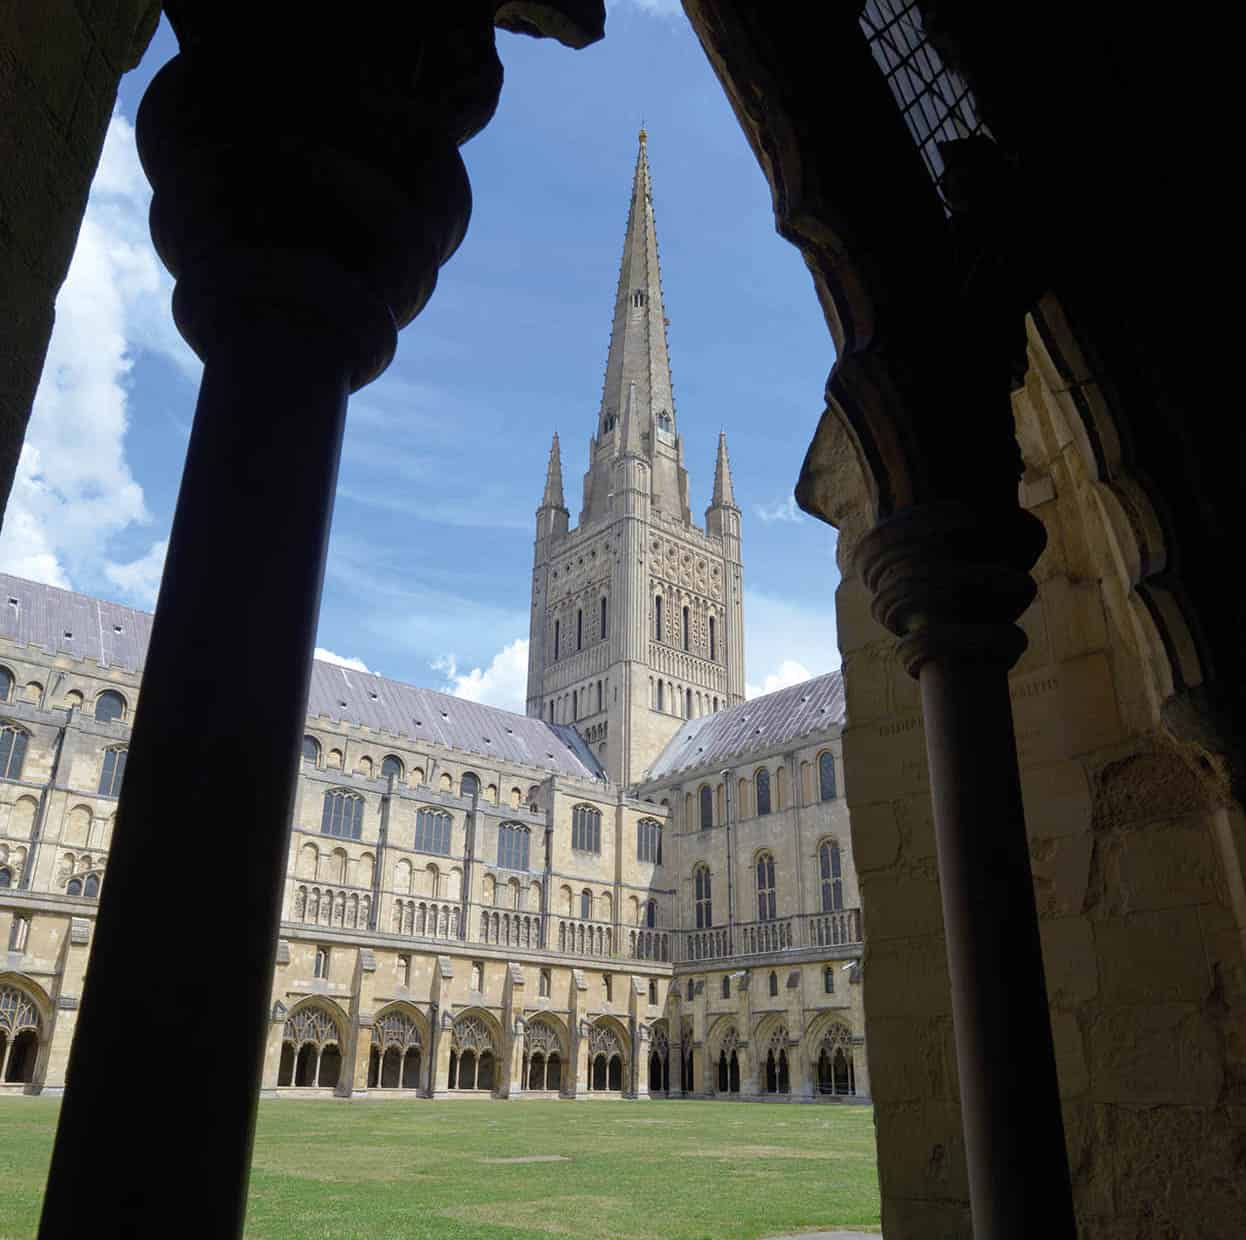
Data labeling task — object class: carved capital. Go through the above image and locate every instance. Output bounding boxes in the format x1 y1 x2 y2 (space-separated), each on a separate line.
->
856 501 1044 676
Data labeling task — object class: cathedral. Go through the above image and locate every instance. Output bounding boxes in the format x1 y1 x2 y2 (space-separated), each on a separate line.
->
0 135 866 1104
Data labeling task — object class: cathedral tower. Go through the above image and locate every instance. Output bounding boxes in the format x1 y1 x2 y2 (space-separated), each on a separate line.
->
526 132 746 785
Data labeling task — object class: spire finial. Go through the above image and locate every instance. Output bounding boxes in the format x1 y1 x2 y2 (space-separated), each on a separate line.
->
638 124 647 145
541 430 567 511
710 430 737 508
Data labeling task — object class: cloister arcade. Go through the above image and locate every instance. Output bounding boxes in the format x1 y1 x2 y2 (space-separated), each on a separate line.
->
366 1006 425 1091
521 1017 566 1093
276 1002 344 1089
447 1012 500 1093
0 980 43 1085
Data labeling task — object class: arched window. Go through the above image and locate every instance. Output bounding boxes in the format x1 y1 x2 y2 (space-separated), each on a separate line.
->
682 606 690 651
654 595 663 642
577 609 583 651
94 691 125 724
66 877 82 896
769 970 779 997
596 680 603 713
600 596 608 640
415 810 452 855
0 983 41 1084
497 823 530 871
686 978 694 1000
84 873 99 898
819 751 837 801
580 889 592 920
657 680 664 712
657 411 672 432
380 755 403 783
755 767 772 817
699 785 713 830
685 688 693 718
321 790 364 840
98 746 127 797
709 617 716 661
460 772 480 799
572 804 601 853
0 867 10 888
302 735 320 766
279 1003 342 1088
694 866 712 929
646 899 657 929
0 667 12 703
637 818 662 864
756 852 777 921
820 840 844 911
824 966 835 994
721 975 730 998
0 725 29 781
553 618 560 659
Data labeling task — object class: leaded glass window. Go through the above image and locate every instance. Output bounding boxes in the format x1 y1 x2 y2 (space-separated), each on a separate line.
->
0 725 29 781
756 852 777 922
572 804 601 853
637 817 662 864
497 823 530 871
414 809 452 855
755 768 772 817
94 690 125 724
819 751 837 801
321 790 364 840
699 785 713 830
820 840 844 911
98 746 127 796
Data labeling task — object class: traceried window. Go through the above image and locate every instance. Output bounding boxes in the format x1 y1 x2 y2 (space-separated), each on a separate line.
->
98 746 127 797
572 804 601 853
756 852 777 922
321 790 364 840
637 817 662 864
819 751 837 801
0 725 29 781
699 785 713 830
755 767 772 817
380 755 403 782
694 866 712 929
414 809 452 856
820 840 844 911
0 667 11 703
94 690 125 724
497 823 530 871
302 735 321 765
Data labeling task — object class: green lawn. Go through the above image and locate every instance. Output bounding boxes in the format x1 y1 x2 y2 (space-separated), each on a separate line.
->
0 1098 880 1239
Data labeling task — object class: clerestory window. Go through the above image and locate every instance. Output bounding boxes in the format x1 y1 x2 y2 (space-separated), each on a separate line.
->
497 823 530 871
572 804 602 853
321 790 364 840
98 746 127 797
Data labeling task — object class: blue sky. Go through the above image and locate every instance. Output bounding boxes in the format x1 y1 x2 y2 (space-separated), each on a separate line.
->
0 1 841 711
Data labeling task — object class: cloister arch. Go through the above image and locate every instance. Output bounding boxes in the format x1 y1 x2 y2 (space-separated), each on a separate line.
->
277 999 346 1090
706 1017 740 1096
448 1009 502 1093
0 975 50 1087
584 1016 628 1094
522 1015 568 1093
368 1003 427 1091
647 1019 670 1095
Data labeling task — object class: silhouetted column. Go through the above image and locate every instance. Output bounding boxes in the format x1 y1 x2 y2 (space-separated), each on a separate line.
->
859 501 1076 1238
38 6 603 1237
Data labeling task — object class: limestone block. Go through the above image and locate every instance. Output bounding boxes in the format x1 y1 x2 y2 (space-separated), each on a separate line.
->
1019 760 1092 840
834 577 886 656
849 802 901 874
1116 823 1218 912
1039 916 1098 1007
894 793 936 861
843 714 927 804
860 870 943 943
866 1014 956 1105
1096 907 1209 1005
1092 746 1211 831
1041 576 1108 664
1050 1009 1088 1098
880 1194 971 1240
1013 595 1052 675
1060 1099 1115 1222
1030 832 1093 917
874 1099 967 1206
1085 1003 1221 1106
842 649 891 726
864 935 951 1021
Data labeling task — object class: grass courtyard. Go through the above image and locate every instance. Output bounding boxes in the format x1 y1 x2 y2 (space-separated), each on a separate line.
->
0 1097 880 1239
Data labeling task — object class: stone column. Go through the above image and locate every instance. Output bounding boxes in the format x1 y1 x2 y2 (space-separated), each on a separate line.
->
737 1040 760 1099
634 1022 650 1100
789 1038 814 1101
508 1016 526 1100
858 501 1075 1236
259 1003 287 1098
37 9 604 1235
432 1016 455 1098
575 1020 591 1097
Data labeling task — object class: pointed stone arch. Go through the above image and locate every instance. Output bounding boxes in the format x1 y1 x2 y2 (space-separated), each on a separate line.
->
370 1002 427 1091
278 998 347 1089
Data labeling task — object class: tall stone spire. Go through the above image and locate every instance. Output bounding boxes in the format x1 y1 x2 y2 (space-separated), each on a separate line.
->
710 431 736 508
580 131 690 525
541 431 566 509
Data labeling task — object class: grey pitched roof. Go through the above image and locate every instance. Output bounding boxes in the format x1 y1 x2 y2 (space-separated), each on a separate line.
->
644 669 845 780
0 571 604 781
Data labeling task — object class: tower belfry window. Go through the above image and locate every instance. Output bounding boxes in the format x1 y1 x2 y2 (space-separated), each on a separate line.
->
632 290 646 308
682 606 690 651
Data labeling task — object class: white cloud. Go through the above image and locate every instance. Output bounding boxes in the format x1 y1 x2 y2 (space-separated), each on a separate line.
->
103 538 167 608
314 648 372 673
755 495 803 523
0 109 196 596
434 639 529 713
746 659 813 701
